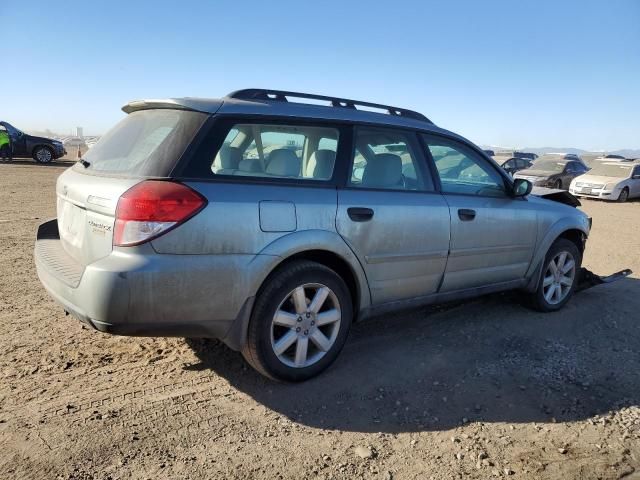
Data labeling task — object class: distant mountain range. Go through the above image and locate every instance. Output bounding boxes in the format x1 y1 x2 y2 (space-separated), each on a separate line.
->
482 146 640 159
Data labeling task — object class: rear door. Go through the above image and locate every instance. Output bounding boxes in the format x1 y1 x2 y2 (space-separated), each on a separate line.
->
420 133 537 292
336 127 450 305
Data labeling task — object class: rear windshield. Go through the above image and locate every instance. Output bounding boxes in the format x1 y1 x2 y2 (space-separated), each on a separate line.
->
79 109 207 176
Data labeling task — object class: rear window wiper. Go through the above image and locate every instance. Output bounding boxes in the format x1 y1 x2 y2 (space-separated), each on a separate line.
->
79 159 91 168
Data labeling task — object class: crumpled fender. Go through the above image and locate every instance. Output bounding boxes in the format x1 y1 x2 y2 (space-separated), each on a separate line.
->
531 187 581 207
524 215 591 291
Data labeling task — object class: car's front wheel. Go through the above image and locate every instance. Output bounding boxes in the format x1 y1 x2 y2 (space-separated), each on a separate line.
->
617 187 629 203
33 146 54 164
242 260 353 381
528 238 581 312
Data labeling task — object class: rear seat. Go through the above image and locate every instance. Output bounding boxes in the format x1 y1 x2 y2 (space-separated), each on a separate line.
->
265 149 301 177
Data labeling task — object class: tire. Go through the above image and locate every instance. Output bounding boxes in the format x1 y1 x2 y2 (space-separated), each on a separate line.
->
553 179 563 189
527 238 581 312
33 146 54 164
242 260 353 382
617 187 629 203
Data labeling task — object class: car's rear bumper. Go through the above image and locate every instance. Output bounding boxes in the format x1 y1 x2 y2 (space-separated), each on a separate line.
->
34 219 263 349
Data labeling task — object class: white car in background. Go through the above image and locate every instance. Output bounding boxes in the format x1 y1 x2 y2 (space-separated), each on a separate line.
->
570 161 640 202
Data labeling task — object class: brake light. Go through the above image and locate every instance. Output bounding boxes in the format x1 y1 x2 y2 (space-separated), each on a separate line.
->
114 181 206 247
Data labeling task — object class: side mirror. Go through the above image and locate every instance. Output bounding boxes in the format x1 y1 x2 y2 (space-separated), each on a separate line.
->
633 174 640 179
512 178 532 197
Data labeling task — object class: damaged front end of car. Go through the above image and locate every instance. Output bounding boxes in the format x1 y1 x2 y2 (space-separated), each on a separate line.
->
530 186 632 292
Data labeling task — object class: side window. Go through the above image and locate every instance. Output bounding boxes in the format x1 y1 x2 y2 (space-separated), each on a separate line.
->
211 123 338 180
349 128 434 191
422 135 507 197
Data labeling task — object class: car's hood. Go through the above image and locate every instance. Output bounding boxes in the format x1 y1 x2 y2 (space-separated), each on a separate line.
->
26 134 58 143
574 174 623 184
530 186 581 207
517 169 557 178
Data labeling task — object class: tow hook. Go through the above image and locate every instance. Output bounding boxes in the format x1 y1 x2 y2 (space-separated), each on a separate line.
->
577 267 633 292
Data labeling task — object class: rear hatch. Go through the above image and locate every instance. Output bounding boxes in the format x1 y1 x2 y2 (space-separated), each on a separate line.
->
56 108 208 265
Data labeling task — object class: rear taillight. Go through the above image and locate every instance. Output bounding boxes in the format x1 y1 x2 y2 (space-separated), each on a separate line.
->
114 181 206 247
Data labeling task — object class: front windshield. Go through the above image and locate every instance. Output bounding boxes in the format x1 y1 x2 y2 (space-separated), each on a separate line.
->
587 163 633 178
532 159 567 172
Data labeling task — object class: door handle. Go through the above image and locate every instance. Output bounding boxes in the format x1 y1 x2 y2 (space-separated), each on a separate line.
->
458 208 476 221
347 207 374 222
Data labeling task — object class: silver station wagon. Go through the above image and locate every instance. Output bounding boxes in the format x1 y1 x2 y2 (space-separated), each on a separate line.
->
35 89 593 381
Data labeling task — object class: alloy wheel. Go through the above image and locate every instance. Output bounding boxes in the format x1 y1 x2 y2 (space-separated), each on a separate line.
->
36 148 52 163
542 251 576 305
270 283 341 368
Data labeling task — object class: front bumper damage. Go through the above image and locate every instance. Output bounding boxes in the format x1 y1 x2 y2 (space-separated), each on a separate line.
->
577 267 632 292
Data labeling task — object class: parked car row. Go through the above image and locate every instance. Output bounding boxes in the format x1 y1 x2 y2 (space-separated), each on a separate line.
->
508 152 640 202
514 155 590 190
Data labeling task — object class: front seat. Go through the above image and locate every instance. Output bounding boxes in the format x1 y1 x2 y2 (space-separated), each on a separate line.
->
266 149 301 177
307 149 336 179
361 153 404 188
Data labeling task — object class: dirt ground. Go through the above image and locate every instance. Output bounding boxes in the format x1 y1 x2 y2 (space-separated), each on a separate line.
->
1 160 639 480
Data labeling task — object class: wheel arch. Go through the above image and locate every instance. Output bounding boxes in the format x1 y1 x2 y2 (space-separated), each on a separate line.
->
524 219 589 292
221 231 372 351
254 230 371 313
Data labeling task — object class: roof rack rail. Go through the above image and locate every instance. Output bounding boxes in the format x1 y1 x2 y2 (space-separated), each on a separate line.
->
226 88 432 123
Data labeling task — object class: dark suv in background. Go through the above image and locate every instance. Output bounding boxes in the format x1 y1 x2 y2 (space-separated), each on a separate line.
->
0 121 66 163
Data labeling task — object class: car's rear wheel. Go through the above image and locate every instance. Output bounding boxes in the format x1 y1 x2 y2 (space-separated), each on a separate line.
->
33 146 54 164
528 238 581 312
617 187 629 203
242 260 352 382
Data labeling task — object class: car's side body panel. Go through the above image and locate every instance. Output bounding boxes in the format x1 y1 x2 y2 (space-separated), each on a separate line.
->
439 194 538 291
336 189 450 304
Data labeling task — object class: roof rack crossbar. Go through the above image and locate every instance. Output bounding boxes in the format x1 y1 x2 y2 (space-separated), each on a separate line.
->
227 89 432 123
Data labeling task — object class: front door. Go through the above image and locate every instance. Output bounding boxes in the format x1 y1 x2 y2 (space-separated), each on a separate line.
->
336 127 450 305
421 134 538 292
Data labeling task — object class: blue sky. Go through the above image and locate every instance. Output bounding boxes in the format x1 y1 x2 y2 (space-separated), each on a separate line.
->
1 0 638 150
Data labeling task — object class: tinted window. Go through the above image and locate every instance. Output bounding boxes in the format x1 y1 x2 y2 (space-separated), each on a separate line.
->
80 109 207 176
349 128 434 191
422 135 507 197
211 123 339 180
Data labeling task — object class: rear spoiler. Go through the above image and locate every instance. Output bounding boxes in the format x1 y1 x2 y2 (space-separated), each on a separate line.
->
122 98 222 115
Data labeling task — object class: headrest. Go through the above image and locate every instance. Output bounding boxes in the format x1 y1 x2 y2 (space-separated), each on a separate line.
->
218 146 242 169
266 149 301 177
308 149 336 179
362 153 402 187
